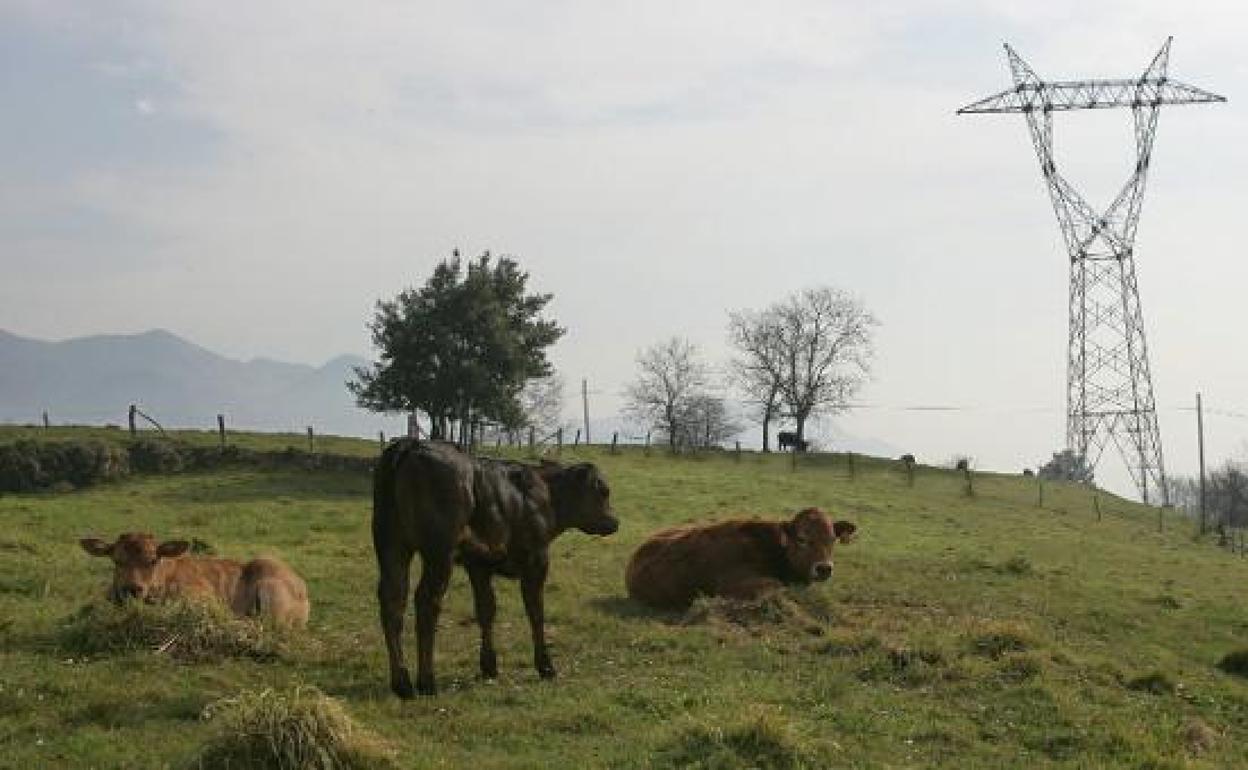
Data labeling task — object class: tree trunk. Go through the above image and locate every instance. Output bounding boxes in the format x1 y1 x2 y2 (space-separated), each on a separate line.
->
761 407 772 453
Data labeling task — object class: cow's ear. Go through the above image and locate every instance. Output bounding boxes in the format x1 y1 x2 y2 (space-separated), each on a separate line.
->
157 540 190 558
80 538 115 558
833 521 857 544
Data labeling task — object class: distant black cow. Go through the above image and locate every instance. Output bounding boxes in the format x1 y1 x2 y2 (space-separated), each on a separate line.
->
955 458 970 472
1023 468 1035 477
372 440 619 697
900 453 916 464
777 431 809 452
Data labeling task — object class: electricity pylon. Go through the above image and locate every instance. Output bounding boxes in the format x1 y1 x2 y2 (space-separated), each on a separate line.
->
959 39 1224 503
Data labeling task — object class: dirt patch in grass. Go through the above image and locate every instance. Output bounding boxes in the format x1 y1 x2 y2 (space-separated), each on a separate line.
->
653 713 815 770
192 685 395 769
58 599 296 663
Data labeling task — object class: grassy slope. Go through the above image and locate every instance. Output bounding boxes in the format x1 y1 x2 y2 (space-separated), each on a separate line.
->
0 433 1246 769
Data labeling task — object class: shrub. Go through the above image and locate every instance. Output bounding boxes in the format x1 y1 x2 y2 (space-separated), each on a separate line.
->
0 440 129 493
128 438 186 473
193 686 395 770
59 599 289 663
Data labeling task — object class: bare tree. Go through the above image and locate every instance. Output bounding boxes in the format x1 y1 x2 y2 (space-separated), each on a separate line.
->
772 288 879 442
675 394 742 450
519 374 565 441
624 337 709 452
727 309 785 452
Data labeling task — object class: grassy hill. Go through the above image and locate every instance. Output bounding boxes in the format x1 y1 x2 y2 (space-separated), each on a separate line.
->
0 429 1245 768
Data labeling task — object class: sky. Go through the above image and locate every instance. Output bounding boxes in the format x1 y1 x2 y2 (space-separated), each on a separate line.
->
3 0 1247 499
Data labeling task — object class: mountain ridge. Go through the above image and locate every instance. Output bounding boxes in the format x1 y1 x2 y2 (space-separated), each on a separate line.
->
0 328 398 437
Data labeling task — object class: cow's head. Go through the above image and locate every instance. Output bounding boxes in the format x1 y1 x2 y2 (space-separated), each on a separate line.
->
541 462 619 536
79 532 190 603
781 508 857 583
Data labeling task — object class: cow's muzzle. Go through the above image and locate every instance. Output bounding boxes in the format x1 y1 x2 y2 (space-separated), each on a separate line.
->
812 562 833 582
583 516 619 536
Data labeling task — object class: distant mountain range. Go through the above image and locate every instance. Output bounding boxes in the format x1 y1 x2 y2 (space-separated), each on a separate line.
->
0 329 404 437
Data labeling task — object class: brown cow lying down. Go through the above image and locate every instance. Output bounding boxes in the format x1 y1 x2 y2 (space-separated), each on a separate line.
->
372 439 619 698
625 508 857 610
80 532 310 627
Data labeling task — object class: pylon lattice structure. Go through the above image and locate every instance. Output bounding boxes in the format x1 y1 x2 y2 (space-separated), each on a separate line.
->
959 39 1224 503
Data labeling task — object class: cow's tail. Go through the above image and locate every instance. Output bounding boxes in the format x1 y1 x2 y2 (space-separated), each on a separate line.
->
372 437 417 558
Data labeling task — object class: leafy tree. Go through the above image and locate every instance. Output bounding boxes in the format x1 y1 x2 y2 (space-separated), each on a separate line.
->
350 252 563 440
1036 449 1094 484
624 337 710 452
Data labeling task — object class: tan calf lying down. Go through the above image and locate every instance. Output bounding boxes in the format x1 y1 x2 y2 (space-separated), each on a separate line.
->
626 508 858 610
80 532 310 627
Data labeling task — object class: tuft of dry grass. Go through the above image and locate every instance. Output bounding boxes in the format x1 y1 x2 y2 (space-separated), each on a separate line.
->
681 592 832 637
1182 718 1218 756
192 685 395 770
653 711 815 770
58 599 292 662
966 620 1035 659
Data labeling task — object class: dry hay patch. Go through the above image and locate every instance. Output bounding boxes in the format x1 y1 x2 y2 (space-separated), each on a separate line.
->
192 685 395 770
681 591 835 638
58 599 305 663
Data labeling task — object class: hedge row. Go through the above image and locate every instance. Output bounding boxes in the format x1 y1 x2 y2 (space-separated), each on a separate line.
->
0 438 374 494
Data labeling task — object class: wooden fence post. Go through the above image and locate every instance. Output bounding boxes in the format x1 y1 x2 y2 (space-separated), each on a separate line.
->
611 432 619 455
574 428 581 448
963 467 974 497
217 414 226 449
557 427 563 454
735 441 741 462
379 431 386 451
42 411 49 430
128 404 137 437
307 426 315 454
644 431 651 456
904 456 915 487
1037 477 1044 508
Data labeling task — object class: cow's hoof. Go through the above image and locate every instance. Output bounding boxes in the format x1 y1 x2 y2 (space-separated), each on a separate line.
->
479 650 498 679
391 671 415 700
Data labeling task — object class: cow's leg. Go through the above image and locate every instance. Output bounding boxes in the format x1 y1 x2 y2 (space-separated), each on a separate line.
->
377 545 416 699
467 564 498 679
413 549 454 696
520 556 555 680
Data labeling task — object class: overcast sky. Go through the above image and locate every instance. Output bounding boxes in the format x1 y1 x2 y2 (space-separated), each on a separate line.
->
3 1 1247 498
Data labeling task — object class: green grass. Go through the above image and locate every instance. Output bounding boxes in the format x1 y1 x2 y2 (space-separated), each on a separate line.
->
1 431 1246 768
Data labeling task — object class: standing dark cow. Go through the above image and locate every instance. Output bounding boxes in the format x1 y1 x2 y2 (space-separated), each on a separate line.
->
777 431 809 452
625 508 857 610
372 439 619 698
